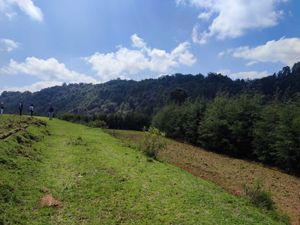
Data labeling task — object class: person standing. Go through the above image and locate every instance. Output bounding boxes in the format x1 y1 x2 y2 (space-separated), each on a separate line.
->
0 102 4 115
29 104 34 117
18 102 23 116
48 104 54 120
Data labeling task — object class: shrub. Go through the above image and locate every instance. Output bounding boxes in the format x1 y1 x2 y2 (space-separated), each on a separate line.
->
88 120 108 128
243 180 275 210
152 101 206 144
140 127 166 160
67 136 87 146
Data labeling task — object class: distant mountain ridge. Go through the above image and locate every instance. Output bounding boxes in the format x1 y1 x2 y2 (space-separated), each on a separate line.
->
1 62 300 116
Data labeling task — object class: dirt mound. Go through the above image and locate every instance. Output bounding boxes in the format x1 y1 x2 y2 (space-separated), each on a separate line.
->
40 194 62 208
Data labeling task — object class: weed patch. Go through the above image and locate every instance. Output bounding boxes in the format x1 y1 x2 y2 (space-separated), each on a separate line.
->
243 180 274 210
243 181 290 224
0 184 17 204
67 136 87 146
140 127 166 160
0 157 18 169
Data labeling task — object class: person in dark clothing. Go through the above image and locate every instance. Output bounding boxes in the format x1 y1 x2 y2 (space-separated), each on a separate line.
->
48 105 54 120
0 102 4 115
18 102 23 116
29 104 34 117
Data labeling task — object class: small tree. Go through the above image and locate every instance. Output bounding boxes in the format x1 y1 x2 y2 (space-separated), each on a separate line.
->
141 127 166 160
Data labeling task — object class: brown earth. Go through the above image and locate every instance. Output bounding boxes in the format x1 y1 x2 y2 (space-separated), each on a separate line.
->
40 194 62 208
107 129 300 225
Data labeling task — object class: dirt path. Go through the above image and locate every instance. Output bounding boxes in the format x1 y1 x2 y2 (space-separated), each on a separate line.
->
109 130 300 225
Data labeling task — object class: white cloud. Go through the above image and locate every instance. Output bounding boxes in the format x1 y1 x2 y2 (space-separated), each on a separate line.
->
198 11 212 20
216 69 231 75
131 34 147 49
217 51 225 58
177 0 287 44
246 61 258 66
232 37 300 66
229 71 270 80
0 0 43 21
192 25 210 45
0 81 62 93
0 38 19 52
85 34 196 82
217 49 234 58
216 68 270 80
1 57 97 84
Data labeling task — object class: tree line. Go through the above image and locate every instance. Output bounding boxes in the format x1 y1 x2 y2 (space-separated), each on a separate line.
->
1 62 300 117
58 112 150 131
153 92 300 175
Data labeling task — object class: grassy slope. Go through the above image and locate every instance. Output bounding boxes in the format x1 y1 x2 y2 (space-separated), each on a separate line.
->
0 116 286 225
106 130 299 225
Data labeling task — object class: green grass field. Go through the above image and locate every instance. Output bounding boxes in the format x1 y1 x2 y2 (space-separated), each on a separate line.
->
0 115 288 224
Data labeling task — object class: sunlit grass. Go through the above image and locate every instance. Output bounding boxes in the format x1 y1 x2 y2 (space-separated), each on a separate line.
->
0 116 288 224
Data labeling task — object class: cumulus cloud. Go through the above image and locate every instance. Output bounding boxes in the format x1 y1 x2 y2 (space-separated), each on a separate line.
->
0 0 43 21
176 0 287 44
85 34 196 82
0 38 19 52
1 57 96 84
232 37 300 66
0 81 62 93
131 34 147 48
217 69 270 80
229 71 270 80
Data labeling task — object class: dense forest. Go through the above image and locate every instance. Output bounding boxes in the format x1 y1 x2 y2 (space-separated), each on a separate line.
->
1 62 300 174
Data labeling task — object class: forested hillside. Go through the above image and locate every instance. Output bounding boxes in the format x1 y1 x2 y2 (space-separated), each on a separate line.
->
1 62 300 117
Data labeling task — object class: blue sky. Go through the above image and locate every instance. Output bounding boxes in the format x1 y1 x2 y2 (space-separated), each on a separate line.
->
0 0 300 92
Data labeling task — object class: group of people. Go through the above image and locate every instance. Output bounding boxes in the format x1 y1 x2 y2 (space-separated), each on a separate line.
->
0 102 55 120
17 102 34 117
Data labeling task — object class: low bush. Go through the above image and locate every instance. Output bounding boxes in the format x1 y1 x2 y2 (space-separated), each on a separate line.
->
140 127 166 160
243 181 274 210
87 120 108 128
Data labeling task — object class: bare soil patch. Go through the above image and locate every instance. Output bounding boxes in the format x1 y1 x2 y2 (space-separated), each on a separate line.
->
40 194 62 208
